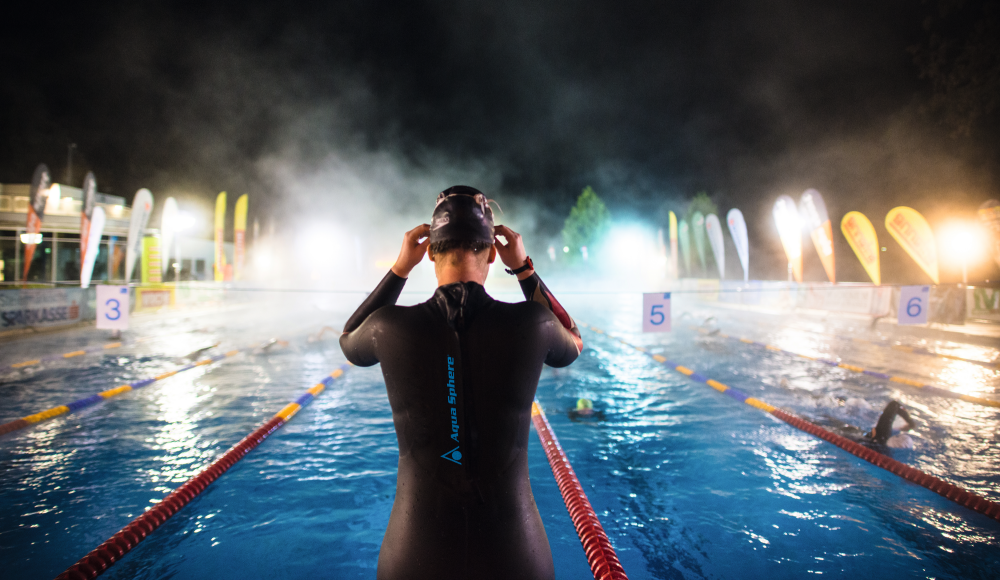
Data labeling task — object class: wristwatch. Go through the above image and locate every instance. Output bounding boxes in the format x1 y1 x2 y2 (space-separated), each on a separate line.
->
505 256 534 275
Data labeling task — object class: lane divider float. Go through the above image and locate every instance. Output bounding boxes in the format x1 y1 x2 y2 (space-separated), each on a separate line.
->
55 364 350 580
790 325 997 369
0 342 124 375
0 350 243 438
532 401 628 580
586 325 1000 523
692 326 1000 409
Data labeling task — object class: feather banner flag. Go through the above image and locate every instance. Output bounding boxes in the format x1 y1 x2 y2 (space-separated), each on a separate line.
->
125 189 154 283
214 192 227 282
678 219 692 276
22 164 51 280
668 211 679 279
80 207 105 289
692 211 707 273
726 208 749 282
234 194 248 281
772 195 803 283
160 197 178 276
840 211 880 285
79 172 97 276
885 206 939 284
799 189 835 283
705 214 725 279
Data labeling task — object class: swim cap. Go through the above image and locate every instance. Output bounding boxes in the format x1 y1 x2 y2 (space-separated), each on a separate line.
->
576 398 594 411
430 185 495 245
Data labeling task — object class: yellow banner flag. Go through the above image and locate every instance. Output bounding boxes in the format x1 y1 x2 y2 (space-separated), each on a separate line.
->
668 211 678 279
840 211 880 285
885 206 939 284
233 194 248 281
214 192 227 282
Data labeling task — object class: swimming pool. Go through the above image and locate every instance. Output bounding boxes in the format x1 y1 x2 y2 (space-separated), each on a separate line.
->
1 293 998 578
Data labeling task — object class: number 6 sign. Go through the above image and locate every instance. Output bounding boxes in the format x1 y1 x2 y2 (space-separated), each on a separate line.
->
643 292 672 333
897 285 929 325
96 285 130 330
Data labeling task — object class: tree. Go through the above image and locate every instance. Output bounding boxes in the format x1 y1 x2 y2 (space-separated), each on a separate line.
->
562 186 611 256
684 191 718 223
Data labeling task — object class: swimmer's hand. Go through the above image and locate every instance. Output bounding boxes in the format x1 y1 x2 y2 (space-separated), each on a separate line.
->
391 224 431 278
494 224 534 280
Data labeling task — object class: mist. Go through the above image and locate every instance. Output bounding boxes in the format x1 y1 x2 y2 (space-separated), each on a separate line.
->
3 0 998 289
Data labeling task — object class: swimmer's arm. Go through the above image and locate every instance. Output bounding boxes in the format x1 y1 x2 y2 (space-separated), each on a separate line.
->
518 272 584 362
897 405 916 431
339 270 406 366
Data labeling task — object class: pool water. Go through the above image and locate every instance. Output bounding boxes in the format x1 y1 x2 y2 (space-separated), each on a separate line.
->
1 293 998 579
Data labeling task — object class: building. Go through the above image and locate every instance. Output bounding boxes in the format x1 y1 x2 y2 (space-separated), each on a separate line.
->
0 183 226 284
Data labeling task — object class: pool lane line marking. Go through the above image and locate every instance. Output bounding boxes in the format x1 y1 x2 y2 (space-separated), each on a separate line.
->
55 364 351 580
584 325 1000 523
786 325 997 369
0 342 125 375
691 326 1000 409
0 348 248 438
532 401 629 580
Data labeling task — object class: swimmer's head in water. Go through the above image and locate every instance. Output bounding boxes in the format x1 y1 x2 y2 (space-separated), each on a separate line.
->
429 185 495 249
576 398 594 411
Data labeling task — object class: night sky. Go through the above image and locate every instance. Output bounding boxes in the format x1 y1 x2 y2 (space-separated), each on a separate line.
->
3 1 998 282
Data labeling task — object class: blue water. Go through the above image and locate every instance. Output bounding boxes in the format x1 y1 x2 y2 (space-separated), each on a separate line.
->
1 294 998 579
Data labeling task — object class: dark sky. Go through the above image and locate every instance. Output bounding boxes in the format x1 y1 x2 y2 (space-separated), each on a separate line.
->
3 0 998 282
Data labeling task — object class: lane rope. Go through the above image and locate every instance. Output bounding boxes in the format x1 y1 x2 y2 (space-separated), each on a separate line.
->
586 325 1000 523
0 342 124 375
0 349 245 438
54 364 350 580
787 325 997 369
692 326 1000 409
532 401 629 580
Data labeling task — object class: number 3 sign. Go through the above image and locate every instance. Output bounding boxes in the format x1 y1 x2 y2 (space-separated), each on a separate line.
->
643 293 671 333
897 285 929 325
96 285 130 330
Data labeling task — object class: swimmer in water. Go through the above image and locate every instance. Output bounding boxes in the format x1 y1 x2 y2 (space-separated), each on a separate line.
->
568 397 606 422
340 186 582 580
867 400 916 449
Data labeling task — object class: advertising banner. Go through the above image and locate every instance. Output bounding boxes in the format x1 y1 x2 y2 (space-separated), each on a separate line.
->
234 193 248 281
726 208 749 282
22 164 51 280
772 195 803 283
978 200 1000 270
705 213 725 279
125 189 154 283
668 211 679 280
1 288 83 330
79 172 97 273
160 197 178 276
214 192 227 282
80 207 105 289
692 212 707 273
678 219 692 276
840 211 881 285
141 236 162 284
885 206 939 284
799 189 836 283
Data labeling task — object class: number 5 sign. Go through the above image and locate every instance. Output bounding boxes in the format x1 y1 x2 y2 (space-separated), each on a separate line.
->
96 285 130 330
897 285 929 325
643 293 671 333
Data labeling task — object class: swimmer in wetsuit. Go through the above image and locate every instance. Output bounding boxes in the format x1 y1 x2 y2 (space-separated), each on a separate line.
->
340 186 582 580
867 400 916 448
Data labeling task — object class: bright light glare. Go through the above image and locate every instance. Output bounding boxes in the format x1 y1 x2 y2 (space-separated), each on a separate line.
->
603 225 655 271
939 222 985 263
176 210 197 232
773 196 802 259
20 233 43 244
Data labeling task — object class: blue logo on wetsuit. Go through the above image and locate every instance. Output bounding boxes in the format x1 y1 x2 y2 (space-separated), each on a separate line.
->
441 355 462 465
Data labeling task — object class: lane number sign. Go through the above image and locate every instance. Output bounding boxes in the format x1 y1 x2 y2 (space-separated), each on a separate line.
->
897 285 929 326
643 292 672 333
96 285 130 330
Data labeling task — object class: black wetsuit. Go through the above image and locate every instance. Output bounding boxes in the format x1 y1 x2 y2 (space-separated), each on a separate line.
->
340 270 582 580
870 400 914 444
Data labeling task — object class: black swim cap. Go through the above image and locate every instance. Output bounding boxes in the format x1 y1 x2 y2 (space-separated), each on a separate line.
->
429 185 495 245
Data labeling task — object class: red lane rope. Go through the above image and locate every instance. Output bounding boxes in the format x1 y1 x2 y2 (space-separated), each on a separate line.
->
770 408 1000 522
531 401 628 580
55 365 348 580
